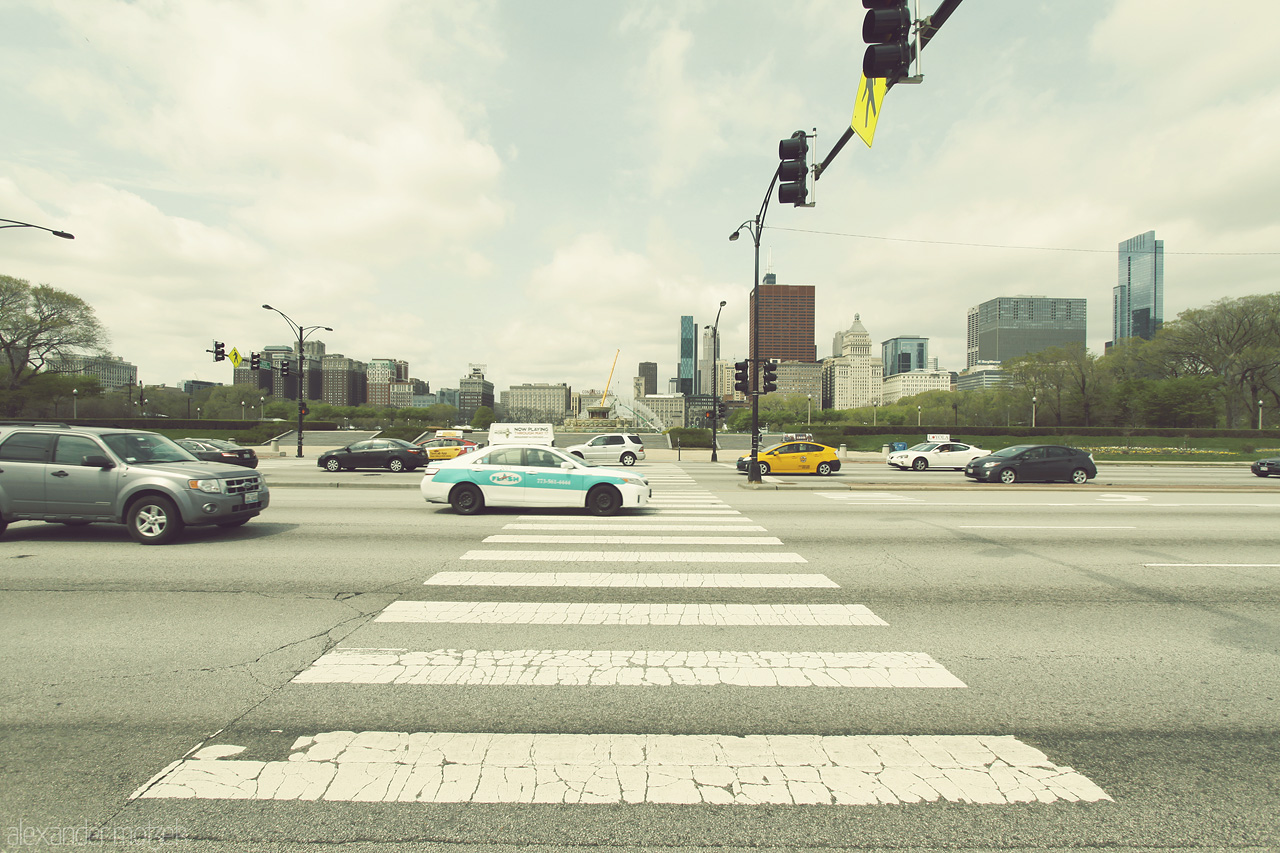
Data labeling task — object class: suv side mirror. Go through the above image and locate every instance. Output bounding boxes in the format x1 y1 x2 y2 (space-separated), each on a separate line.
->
82 454 115 469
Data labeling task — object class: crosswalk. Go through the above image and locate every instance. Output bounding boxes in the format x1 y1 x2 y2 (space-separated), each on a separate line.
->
132 462 1110 808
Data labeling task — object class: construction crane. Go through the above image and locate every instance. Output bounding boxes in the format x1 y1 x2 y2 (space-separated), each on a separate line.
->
600 349 619 407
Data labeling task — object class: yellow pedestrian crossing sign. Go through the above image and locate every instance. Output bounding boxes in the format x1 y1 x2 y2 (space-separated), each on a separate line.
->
851 73 887 148
228 347 243 368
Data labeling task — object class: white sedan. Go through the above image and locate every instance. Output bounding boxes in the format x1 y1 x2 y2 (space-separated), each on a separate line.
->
888 441 988 471
420 443 651 515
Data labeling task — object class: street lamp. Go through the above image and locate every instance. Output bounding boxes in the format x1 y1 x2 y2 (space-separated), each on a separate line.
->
1031 395 1037 429
241 400 246 420
196 407 201 419
872 401 878 427
263 304 333 458
0 218 74 239
260 395 265 421
706 300 727 462
1260 399 1265 430
808 394 812 426
917 404 921 427
72 388 77 419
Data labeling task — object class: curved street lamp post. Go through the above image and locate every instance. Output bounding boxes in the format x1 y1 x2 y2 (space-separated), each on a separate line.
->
0 218 74 239
263 304 332 458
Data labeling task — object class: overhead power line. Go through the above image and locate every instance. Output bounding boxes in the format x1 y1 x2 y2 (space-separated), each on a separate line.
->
765 226 1280 256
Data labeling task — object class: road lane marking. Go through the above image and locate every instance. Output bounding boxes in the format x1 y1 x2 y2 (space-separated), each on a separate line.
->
137 732 1109 805
515 515 752 522
375 602 886 626
292 649 964 688
459 550 806 563
424 572 837 588
958 525 1136 529
1146 558 1274 563
502 523 766 531
481 535 784 545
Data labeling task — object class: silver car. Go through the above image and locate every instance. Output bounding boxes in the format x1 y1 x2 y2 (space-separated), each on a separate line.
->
562 433 646 466
0 423 268 544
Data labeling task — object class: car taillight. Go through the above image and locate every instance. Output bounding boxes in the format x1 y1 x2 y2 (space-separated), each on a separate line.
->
220 452 237 458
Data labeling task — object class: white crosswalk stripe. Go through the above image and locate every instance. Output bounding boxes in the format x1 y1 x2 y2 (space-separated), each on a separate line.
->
136 732 1110 804
424 572 838 587
376 601 888 626
459 550 807 563
293 648 965 687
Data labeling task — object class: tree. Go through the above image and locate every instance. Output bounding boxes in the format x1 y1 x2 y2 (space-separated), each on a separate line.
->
470 405 495 429
0 275 109 415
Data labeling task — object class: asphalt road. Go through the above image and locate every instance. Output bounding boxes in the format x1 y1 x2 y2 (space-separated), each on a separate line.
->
1 460 1276 851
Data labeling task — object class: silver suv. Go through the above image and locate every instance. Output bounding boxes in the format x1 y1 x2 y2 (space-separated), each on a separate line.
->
0 423 269 545
563 433 645 466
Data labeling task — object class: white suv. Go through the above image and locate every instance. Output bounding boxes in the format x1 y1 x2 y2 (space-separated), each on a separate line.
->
564 433 645 466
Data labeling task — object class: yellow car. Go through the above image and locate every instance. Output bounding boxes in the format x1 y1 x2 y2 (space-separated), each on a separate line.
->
416 437 479 461
736 440 842 476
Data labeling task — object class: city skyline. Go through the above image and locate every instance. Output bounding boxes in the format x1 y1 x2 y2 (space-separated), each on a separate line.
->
5 4 1275 392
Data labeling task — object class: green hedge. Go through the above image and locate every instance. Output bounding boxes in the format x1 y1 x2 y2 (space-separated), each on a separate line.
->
667 427 713 449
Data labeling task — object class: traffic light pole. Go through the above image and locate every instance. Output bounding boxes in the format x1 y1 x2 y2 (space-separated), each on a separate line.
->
814 0 964 180
263 304 332 458
730 168 781 484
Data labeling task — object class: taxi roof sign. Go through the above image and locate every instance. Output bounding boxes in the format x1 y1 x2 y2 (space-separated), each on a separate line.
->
486 423 555 446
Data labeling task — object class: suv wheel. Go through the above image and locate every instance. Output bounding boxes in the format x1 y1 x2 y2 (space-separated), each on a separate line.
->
620 452 636 466
128 496 185 545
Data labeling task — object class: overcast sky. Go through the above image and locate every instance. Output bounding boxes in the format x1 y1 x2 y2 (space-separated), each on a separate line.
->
3 1 1278 396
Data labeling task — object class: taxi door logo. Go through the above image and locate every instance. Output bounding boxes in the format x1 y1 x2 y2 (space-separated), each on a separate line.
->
489 472 522 485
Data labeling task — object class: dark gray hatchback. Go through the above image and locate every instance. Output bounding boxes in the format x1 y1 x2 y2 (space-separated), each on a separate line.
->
964 444 1097 484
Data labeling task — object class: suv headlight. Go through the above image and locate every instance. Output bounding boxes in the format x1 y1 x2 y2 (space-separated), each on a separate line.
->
188 478 226 494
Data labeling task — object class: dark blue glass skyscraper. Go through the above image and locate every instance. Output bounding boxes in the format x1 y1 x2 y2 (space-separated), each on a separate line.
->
678 315 697 395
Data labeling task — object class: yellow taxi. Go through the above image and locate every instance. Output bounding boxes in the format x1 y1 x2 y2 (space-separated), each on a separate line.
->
416 430 479 461
736 440 842 476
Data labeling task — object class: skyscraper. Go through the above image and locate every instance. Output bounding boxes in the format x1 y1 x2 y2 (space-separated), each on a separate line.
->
1113 230 1164 344
882 336 929 378
967 296 1087 368
678 316 697 395
750 273 816 363
637 362 657 396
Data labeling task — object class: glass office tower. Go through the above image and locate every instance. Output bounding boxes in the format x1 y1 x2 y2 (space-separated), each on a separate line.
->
678 315 697 396
882 336 929 378
1113 230 1164 343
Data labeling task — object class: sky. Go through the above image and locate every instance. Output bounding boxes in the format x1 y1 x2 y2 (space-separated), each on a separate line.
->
3 0 1279 397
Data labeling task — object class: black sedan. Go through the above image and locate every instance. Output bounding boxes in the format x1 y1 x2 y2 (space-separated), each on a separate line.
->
1251 456 1280 477
176 437 259 468
964 444 1097 484
316 438 426 473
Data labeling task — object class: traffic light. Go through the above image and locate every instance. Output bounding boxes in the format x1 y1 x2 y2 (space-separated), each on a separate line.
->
704 410 713 420
862 0 912 82
777 130 808 206
212 341 226 362
733 360 751 394
279 360 290 377
250 352 261 370
300 403 309 417
761 360 779 393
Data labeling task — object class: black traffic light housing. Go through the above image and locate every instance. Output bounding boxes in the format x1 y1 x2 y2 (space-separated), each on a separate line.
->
279 360 290 378
761 361 779 393
212 341 226 362
777 131 809 206
733 360 751 394
300 403 309 417
250 352 261 370
862 0 912 81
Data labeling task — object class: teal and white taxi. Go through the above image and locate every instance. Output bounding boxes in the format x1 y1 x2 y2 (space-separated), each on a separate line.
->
420 443 651 516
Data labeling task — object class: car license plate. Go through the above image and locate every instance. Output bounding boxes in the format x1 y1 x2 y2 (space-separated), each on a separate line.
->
244 490 259 504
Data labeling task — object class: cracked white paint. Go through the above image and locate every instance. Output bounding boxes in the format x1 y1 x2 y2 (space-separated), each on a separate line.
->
137 732 1109 805
375 602 887 626
292 649 966 688
423 572 838 588
458 550 806 563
